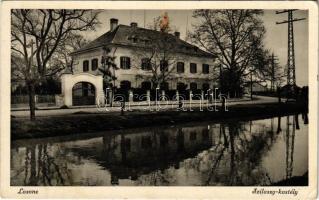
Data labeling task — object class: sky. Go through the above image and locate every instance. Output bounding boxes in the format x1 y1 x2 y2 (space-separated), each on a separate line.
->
85 10 308 87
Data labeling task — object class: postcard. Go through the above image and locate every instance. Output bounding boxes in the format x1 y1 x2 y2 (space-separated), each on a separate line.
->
0 1 317 199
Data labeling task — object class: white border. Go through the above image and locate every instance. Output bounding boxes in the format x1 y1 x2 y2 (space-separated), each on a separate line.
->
0 1 318 199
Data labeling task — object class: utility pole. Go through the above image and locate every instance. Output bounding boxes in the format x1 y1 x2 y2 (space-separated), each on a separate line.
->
269 52 279 92
276 10 305 96
285 115 295 179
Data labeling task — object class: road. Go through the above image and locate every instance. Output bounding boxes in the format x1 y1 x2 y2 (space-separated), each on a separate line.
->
11 95 281 118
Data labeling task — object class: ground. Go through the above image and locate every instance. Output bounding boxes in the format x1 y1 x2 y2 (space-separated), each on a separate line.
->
11 95 306 140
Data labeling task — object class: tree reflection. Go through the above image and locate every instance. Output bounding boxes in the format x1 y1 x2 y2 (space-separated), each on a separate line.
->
21 144 70 186
204 119 283 186
277 116 282 134
12 114 306 186
302 112 308 124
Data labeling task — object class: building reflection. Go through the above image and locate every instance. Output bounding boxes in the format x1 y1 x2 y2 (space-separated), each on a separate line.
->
99 126 215 185
10 113 308 186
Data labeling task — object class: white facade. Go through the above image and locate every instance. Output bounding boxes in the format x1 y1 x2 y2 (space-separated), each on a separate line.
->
71 46 216 90
61 19 217 106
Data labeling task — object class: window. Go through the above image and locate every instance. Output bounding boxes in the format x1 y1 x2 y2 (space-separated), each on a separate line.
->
121 138 131 152
176 62 184 73
202 64 209 74
132 37 138 43
120 57 131 69
177 82 187 91
190 63 197 73
141 81 152 90
141 58 151 70
83 60 89 72
160 82 169 90
141 136 152 149
160 135 168 147
128 35 138 43
160 60 168 72
202 129 209 141
144 39 150 45
190 132 197 141
202 83 210 91
190 82 197 91
120 80 131 89
91 58 98 71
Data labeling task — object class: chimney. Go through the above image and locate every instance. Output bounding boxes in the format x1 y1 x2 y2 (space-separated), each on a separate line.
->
174 32 180 38
110 18 118 31
130 22 138 28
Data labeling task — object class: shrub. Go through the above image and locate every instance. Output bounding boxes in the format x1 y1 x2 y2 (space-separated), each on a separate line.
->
60 105 69 109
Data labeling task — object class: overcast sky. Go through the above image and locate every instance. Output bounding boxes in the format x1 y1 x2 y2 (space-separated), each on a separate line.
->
85 10 308 87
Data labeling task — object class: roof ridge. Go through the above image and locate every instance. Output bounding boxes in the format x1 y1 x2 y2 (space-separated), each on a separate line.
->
71 26 120 55
71 24 215 58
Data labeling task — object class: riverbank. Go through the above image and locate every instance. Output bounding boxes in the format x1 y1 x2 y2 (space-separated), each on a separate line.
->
271 172 308 186
11 101 307 140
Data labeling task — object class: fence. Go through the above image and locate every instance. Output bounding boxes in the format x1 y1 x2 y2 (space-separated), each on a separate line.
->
110 89 211 103
11 95 56 105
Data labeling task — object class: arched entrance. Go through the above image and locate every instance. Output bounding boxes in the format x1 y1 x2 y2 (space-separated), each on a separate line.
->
72 82 96 106
60 73 104 107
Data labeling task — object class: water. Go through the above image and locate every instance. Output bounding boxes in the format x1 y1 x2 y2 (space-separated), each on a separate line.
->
11 113 308 186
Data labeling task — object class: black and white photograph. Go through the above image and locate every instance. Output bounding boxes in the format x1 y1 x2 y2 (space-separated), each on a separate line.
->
1 1 318 199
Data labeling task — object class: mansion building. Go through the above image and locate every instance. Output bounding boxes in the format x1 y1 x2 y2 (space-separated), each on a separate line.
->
61 18 216 106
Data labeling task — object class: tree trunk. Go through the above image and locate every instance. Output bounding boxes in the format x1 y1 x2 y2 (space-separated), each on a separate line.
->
277 87 281 103
276 116 282 134
153 82 159 106
250 73 253 100
27 82 36 120
109 86 114 107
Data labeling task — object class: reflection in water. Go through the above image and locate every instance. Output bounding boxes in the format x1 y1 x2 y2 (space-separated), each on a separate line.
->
11 113 308 186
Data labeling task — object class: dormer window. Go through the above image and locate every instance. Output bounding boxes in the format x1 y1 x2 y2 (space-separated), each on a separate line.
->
132 37 138 43
142 37 151 45
143 39 150 45
128 35 138 43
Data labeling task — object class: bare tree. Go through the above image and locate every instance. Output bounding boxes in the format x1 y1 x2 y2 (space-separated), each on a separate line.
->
246 46 271 99
11 9 99 120
99 46 119 106
53 33 90 73
190 10 266 97
248 49 285 99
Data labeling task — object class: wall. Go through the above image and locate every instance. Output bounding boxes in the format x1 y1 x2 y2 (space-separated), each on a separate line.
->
60 73 104 107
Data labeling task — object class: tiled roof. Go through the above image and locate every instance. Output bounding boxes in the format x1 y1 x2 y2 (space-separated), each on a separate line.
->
71 25 215 58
